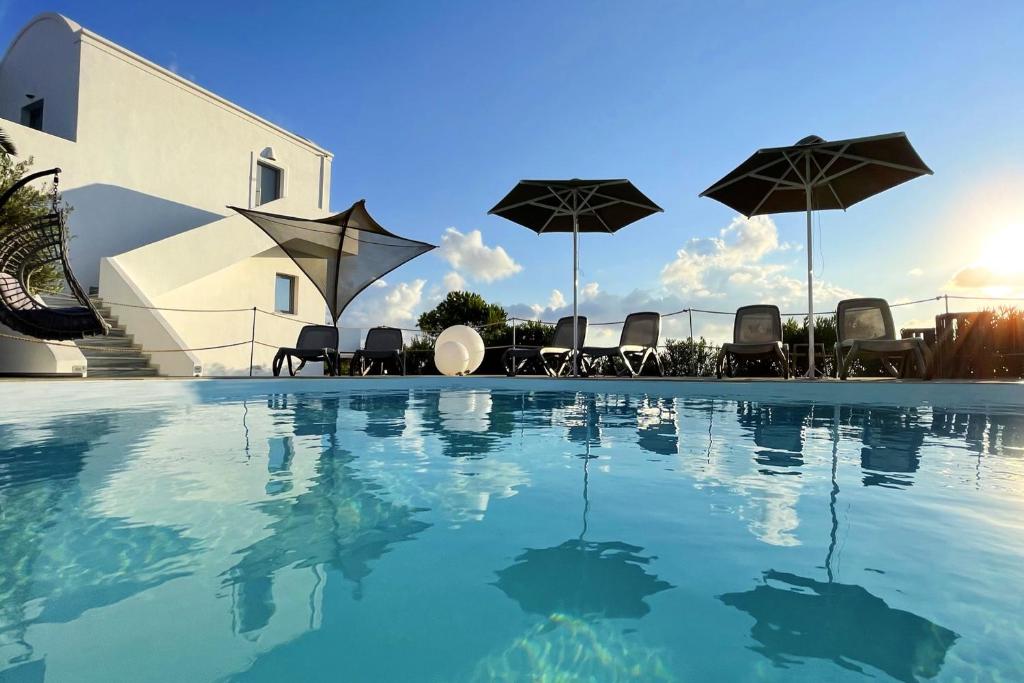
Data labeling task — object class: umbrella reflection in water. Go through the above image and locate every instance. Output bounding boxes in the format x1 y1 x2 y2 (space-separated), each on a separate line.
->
719 406 958 682
494 395 672 619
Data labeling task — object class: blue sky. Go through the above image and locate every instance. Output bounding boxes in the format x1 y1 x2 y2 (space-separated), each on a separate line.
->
3 1 1023 342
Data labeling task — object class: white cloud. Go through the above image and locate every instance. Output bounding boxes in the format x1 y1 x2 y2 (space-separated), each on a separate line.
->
948 265 1024 291
342 279 425 332
439 228 522 282
442 271 466 292
501 214 857 347
907 267 924 277
371 279 388 288
660 214 854 310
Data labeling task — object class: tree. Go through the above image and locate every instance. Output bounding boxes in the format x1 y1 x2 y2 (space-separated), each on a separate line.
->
417 291 507 339
0 152 65 293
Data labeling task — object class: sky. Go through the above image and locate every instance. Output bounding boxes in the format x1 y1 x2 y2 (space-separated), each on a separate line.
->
3 1 1023 344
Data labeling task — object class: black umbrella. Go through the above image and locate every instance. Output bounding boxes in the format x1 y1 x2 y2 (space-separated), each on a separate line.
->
489 179 662 375
232 200 436 323
700 133 932 376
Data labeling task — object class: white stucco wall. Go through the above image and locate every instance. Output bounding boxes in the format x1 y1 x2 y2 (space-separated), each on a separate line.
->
0 14 337 376
0 321 87 376
0 14 80 141
0 14 333 289
102 214 329 376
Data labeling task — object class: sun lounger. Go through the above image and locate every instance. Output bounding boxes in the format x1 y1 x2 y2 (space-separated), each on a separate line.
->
835 298 929 379
717 305 790 378
579 311 663 377
503 316 587 377
273 325 340 376
350 326 405 376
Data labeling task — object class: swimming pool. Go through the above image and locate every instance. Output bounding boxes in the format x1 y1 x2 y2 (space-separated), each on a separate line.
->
1 377 1022 682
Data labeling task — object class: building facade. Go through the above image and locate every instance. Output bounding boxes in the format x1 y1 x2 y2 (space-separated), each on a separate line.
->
0 13 335 375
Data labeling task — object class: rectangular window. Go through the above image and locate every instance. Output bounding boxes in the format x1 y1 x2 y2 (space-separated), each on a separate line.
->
256 161 282 206
21 100 43 131
275 274 296 314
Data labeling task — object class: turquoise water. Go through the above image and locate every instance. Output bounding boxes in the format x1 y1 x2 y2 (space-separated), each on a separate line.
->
2 380 1023 682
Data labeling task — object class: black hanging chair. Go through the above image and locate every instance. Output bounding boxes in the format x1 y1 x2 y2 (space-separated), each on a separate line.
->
0 168 109 340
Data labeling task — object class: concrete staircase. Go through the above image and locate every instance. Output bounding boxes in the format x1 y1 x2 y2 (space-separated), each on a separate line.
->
44 294 159 377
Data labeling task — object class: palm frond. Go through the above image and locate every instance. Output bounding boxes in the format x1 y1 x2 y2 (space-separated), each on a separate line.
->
0 128 16 155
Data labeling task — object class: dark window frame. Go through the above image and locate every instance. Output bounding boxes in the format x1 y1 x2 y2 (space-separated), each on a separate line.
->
274 273 297 314
21 99 44 131
256 160 283 206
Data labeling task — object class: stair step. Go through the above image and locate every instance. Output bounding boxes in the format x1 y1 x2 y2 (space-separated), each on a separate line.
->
87 367 160 378
86 356 153 369
81 345 144 355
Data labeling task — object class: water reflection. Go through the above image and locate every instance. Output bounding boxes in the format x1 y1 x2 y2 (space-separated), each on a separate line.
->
841 407 926 488
736 404 811 473
226 396 430 635
1 386 1023 682
0 411 196 671
721 570 958 682
495 540 672 619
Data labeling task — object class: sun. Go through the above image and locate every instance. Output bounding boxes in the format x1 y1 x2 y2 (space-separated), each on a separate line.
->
977 227 1024 275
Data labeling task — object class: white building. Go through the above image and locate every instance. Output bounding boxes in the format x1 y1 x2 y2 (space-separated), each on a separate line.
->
0 13 337 376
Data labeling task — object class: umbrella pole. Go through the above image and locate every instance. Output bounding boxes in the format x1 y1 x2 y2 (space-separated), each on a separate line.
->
805 183 816 378
572 208 580 377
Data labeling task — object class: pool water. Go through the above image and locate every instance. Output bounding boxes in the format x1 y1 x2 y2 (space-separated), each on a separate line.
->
1 379 1023 682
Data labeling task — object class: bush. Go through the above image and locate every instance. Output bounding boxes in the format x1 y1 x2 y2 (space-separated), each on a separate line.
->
659 337 718 377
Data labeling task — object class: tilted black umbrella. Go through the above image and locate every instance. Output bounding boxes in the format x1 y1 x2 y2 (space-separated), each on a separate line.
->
700 133 932 376
232 200 436 323
489 179 662 375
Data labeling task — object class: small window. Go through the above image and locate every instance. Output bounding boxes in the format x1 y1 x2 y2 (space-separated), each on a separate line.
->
256 161 282 206
275 274 296 314
21 100 43 131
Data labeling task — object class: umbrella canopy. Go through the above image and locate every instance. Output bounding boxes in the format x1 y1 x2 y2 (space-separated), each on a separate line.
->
489 179 662 375
700 133 931 376
720 570 957 682
232 200 436 323
494 538 672 618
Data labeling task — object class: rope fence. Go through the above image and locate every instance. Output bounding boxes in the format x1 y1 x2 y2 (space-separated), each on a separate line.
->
9 291 1024 377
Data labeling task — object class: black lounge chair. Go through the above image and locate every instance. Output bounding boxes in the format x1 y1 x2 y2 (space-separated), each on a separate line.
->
503 315 587 377
273 324 340 376
0 168 109 340
835 298 930 380
579 311 663 377
716 305 790 378
350 326 405 376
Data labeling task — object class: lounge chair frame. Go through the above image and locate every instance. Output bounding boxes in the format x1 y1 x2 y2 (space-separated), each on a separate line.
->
835 298 930 380
716 305 790 379
579 312 663 377
503 316 587 377
273 324 340 376
350 326 405 376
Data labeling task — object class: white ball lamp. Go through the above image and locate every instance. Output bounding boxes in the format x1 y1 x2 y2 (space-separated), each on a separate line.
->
435 325 485 374
435 340 469 376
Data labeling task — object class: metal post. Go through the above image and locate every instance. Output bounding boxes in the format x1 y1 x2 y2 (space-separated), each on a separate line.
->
249 306 257 377
572 194 580 377
512 316 517 349
944 293 949 315
805 180 816 378
688 309 693 340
